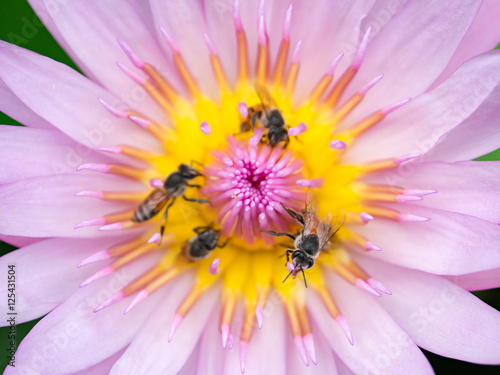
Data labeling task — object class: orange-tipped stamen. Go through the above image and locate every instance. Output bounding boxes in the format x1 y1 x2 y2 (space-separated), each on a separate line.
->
285 41 302 95
272 39 290 86
204 33 232 92
308 53 344 104
122 264 165 296
255 15 269 84
143 63 178 101
329 75 383 125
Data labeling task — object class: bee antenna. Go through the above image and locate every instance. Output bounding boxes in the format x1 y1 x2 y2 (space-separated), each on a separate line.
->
282 268 295 283
190 159 204 167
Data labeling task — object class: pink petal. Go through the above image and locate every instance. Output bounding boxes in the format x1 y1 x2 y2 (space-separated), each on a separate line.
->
26 0 98 81
291 1 375 100
444 268 500 292
71 348 125 375
344 50 500 164
286 324 339 375
357 204 500 275
0 80 53 128
223 304 287 375
309 271 433 374
150 0 217 97
378 161 500 224
30 0 170 122
0 41 162 153
431 0 500 88
0 237 131 325
6 253 164 374
357 256 500 364
0 126 111 184
427 82 500 162
0 234 40 248
344 0 481 121
110 275 216 375
195 306 224 375
0 174 144 238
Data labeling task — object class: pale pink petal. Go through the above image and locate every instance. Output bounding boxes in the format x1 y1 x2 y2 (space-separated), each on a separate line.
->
127 0 155 35
149 0 217 98
5 253 164 375
0 126 111 184
426 84 500 162
309 271 434 374
33 0 170 122
0 236 136 326
344 50 500 164
202 0 239 89
357 256 500 364
360 0 409 34
223 304 287 375
431 0 500 88
0 80 53 128
375 161 500 223
444 268 500 292
110 275 216 375
286 321 338 375
195 305 224 375
178 345 201 375
26 0 99 81
344 0 481 120
72 348 125 375
0 174 146 238
291 0 376 99
333 354 357 375
0 234 40 248
357 204 500 275
0 41 162 152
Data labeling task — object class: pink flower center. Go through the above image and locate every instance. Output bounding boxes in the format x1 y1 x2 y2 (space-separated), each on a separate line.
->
202 136 305 245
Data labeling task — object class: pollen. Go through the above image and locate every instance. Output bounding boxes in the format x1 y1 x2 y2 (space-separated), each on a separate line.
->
73 0 437 372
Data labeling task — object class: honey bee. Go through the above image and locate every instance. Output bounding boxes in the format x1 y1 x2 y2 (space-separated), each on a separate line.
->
263 193 344 287
132 164 210 241
183 224 228 261
240 84 290 148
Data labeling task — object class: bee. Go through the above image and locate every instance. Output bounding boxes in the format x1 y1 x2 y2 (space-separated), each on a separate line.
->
132 164 210 241
262 194 344 287
183 224 228 261
240 84 290 148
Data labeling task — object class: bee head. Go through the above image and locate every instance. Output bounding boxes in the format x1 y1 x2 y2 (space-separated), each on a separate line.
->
267 127 289 147
179 164 202 179
197 229 220 251
291 250 314 270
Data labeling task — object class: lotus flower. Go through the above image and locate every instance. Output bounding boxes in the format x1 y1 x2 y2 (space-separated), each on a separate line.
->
1 0 500 374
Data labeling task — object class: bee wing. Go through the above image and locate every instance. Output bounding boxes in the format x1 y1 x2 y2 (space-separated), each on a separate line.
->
145 189 170 212
301 189 319 236
254 82 278 108
318 211 345 251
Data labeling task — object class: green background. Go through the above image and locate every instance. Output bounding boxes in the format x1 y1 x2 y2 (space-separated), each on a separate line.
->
0 1 499 373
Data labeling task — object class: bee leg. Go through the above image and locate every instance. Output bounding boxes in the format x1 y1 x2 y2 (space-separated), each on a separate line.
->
260 230 295 241
193 225 211 234
187 184 201 188
182 196 213 207
280 203 305 225
285 249 293 263
283 137 290 149
216 238 230 248
159 198 176 244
